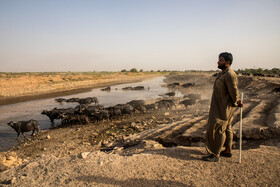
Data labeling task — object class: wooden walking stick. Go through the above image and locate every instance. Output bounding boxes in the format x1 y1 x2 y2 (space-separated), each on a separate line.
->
239 93 244 164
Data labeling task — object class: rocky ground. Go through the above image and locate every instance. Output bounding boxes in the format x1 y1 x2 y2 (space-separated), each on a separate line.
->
0 72 279 186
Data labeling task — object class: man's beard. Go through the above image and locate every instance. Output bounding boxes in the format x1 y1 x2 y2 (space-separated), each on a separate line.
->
218 65 226 70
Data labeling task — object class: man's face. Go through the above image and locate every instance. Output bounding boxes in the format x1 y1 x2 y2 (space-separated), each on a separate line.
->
217 56 227 70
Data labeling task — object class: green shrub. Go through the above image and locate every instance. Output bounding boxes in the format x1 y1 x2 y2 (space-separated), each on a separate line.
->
130 68 138 73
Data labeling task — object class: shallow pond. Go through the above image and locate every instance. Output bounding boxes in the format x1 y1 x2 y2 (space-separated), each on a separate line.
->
0 76 180 151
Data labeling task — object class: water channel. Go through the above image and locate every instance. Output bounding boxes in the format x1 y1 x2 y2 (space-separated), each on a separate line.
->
0 76 179 151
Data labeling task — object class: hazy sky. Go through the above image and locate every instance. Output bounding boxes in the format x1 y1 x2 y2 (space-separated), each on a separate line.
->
1 0 280 72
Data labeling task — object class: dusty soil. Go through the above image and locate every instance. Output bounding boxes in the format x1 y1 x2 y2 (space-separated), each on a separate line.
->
0 72 279 186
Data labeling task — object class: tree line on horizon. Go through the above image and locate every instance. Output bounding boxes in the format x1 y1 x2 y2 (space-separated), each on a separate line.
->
237 68 279 75
1 67 279 75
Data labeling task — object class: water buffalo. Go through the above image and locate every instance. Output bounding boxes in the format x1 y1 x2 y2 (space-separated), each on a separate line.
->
122 86 133 90
133 86 145 90
66 98 80 102
75 104 103 116
122 86 145 90
55 98 66 103
41 108 75 125
181 83 195 88
156 99 176 110
127 100 146 112
101 86 111 91
116 104 134 115
144 103 157 111
41 110 61 125
60 113 89 125
164 92 175 97
106 106 122 119
179 99 197 109
167 82 180 87
92 110 110 122
7 119 40 141
77 97 99 105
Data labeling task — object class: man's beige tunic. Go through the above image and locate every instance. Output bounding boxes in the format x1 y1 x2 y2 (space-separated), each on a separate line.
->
206 67 239 156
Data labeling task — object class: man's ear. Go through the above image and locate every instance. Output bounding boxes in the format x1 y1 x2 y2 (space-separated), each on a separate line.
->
225 61 231 66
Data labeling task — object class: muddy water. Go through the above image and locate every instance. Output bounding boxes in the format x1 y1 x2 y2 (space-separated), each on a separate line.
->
0 76 179 151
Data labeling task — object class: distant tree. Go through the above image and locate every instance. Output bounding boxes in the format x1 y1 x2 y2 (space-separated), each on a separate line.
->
121 69 127 72
256 68 263 74
151 70 154 72
271 68 280 74
140 69 143 72
130 68 138 73
157 70 161 72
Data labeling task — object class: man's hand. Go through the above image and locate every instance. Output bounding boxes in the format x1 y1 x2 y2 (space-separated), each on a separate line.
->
237 100 243 107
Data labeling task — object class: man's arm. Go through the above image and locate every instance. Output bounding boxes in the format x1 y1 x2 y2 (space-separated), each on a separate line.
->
225 71 239 107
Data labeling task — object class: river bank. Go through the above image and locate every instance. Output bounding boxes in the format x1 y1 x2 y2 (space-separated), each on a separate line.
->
0 72 165 106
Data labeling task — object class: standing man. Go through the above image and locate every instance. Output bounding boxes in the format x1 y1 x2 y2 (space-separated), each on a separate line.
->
203 52 243 162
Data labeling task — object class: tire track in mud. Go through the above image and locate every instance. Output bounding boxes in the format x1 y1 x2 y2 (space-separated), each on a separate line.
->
123 113 209 147
232 97 280 141
233 97 279 129
232 100 260 127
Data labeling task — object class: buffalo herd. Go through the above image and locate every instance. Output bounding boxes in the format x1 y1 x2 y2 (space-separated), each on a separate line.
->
41 92 210 127
8 82 211 140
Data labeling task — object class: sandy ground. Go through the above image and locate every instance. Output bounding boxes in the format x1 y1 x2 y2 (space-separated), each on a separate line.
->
0 72 280 186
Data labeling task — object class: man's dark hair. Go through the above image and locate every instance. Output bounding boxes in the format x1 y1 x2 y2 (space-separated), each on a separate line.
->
219 52 233 65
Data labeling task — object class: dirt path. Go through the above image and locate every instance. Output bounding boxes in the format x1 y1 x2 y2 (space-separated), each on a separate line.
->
0 73 279 186
0 143 279 186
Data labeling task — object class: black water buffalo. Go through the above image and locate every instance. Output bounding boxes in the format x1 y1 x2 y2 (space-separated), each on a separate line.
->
41 108 75 124
122 86 145 90
106 106 122 118
253 73 265 77
167 82 180 87
272 87 280 93
66 98 80 102
156 99 176 110
41 110 61 124
101 86 111 91
122 86 133 90
60 113 89 125
116 104 134 115
133 86 144 90
144 103 157 111
180 99 197 109
181 83 195 88
7 119 40 141
164 92 175 97
92 110 110 122
127 100 145 108
55 98 66 103
127 100 146 112
77 97 99 105
242 73 251 76
75 104 103 116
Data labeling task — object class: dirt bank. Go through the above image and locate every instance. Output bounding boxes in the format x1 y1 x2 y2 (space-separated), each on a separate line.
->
1 72 279 186
0 72 164 106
